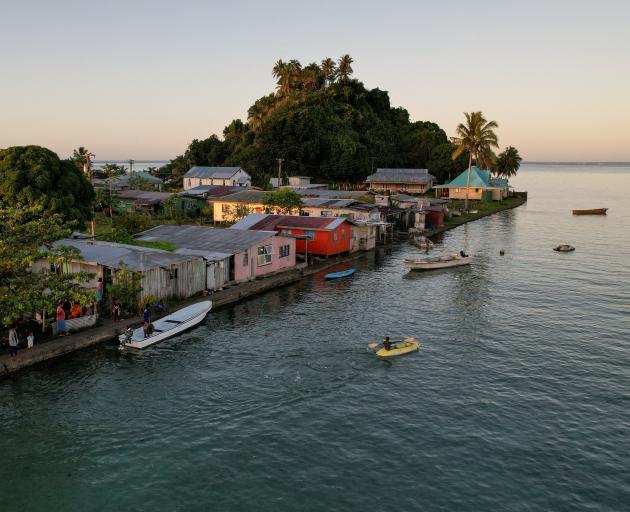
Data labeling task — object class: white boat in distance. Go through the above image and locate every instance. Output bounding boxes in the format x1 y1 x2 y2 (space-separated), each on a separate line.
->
119 300 212 349
405 254 471 271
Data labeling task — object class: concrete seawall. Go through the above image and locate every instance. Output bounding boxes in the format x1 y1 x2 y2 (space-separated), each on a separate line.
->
0 258 356 379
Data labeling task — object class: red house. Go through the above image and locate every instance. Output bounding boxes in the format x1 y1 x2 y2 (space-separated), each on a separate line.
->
230 214 351 257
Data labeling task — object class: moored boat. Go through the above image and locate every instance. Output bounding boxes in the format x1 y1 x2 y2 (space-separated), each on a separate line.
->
404 253 471 271
324 268 355 279
119 300 212 349
572 208 608 215
553 244 575 252
414 237 434 250
375 337 420 358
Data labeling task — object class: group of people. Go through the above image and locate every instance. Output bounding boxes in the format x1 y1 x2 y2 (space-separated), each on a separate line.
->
55 298 95 337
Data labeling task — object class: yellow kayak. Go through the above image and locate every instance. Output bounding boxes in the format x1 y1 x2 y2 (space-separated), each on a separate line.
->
375 338 420 358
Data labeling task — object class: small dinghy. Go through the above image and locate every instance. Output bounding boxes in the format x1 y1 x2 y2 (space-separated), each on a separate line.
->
325 268 355 280
572 208 607 215
405 253 471 271
414 237 434 250
119 300 212 349
553 244 575 252
372 337 420 358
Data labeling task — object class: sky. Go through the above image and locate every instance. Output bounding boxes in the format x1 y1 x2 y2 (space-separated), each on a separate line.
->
1 0 629 162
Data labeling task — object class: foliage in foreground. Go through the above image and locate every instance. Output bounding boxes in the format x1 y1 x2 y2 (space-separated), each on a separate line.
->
0 202 93 327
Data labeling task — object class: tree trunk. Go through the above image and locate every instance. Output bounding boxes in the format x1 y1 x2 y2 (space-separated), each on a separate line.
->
465 153 473 211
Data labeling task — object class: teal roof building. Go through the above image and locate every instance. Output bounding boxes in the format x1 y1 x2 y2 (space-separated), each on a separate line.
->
434 166 510 201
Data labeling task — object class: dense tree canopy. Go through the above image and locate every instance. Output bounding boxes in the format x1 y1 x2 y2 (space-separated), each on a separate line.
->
0 145 95 228
0 202 92 327
159 56 460 188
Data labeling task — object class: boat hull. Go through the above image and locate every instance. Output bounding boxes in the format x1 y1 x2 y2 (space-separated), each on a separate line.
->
572 208 608 215
405 256 471 271
376 339 420 357
119 300 212 349
553 245 575 252
325 269 355 279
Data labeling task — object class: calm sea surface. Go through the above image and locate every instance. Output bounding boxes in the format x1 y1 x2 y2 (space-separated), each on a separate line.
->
2 164 630 511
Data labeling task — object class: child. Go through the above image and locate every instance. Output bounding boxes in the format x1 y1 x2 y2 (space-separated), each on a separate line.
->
27 330 34 349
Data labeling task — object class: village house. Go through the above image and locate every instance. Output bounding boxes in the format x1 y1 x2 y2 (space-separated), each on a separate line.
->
38 239 207 306
183 167 251 190
114 190 175 214
211 190 269 222
270 175 328 190
231 214 352 257
365 168 435 194
434 166 510 201
136 225 297 291
93 171 164 191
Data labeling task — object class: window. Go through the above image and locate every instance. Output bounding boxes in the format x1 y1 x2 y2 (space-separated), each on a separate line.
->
304 230 315 240
242 251 248 266
300 211 309 216
475 188 479 192
341 228 346 239
279 244 290 258
257 245 273 266
280 229 292 235
321 210 332 217
333 231 338 241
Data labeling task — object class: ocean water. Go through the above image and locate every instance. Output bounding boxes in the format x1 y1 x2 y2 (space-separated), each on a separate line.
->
1 164 630 511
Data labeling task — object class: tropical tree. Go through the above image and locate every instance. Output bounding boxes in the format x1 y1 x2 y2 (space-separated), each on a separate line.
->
451 111 499 209
263 189 303 215
273 59 292 96
336 54 354 83
0 145 95 228
493 146 522 179
72 146 94 176
0 202 93 328
321 57 336 86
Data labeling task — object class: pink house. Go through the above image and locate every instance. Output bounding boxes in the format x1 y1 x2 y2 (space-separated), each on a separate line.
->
137 225 296 290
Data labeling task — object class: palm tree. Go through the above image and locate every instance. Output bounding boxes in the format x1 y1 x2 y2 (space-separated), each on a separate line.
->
321 57 336 86
336 54 354 83
72 146 94 176
493 146 522 179
451 111 499 210
272 59 290 96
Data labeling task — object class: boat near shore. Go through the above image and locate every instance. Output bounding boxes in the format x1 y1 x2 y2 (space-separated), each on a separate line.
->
405 253 471 271
572 208 608 215
324 268 355 279
119 300 212 349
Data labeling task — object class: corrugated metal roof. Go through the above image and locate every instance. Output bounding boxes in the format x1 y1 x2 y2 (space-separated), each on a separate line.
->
437 166 508 189
231 214 348 232
184 166 244 179
366 168 435 184
218 190 268 203
116 190 174 205
114 172 163 185
302 198 356 208
54 239 199 271
136 225 279 255
180 185 243 198
294 189 368 198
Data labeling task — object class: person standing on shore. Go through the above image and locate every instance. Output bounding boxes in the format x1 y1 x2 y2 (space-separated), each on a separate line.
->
143 304 152 325
8 327 19 357
27 330 34 349
112 298 121 322
56 301 68 336
96 277 104 304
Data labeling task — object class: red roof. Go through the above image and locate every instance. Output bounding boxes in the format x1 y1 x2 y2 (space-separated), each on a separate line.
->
248 215 344 231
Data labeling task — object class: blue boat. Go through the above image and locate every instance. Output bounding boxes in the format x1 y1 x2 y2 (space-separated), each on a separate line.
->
324 268 356 280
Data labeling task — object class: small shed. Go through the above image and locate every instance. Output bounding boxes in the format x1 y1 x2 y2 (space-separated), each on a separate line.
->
50 239 207 305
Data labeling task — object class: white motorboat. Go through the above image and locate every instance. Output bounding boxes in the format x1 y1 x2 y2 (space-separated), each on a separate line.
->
404 253 471 271
119 300 212 349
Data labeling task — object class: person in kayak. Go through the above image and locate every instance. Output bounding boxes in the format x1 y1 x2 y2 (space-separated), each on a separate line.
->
383 337 393 350
459 250 468 258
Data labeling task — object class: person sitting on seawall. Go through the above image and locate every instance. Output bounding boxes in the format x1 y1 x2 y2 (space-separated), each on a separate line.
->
70 302 82 318
459 250 469 258
382 336 393 351
155 299 166 315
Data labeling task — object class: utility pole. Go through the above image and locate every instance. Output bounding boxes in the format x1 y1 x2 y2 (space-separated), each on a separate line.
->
84 151 96 237
129 159 134 174
276 158 283 190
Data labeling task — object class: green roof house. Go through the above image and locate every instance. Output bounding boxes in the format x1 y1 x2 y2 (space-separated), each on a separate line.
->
433 166 510 201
